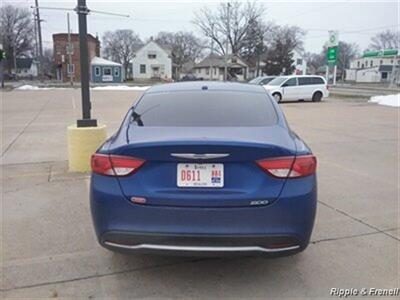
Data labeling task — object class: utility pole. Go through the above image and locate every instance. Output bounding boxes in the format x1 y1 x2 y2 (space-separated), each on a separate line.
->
34 0 44 80
224 2 230 81
0 44 4 88
33 11 39 59
67 13 74 86
76 0 96 127
210 23 214 80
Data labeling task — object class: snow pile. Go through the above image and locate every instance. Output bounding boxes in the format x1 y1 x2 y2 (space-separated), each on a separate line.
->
16 85 58 90
369 94 400 107
91 85 150 91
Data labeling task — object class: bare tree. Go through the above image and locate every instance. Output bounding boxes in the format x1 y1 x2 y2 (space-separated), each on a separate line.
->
336 41 359 75
303 52 325 74
102 30 143 80
263 25 305 75
369 29 399 50
155 31 204 78
193 1 266 55
0 5 34 73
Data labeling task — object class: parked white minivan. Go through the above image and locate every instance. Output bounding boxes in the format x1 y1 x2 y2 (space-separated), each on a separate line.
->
263 75 329 102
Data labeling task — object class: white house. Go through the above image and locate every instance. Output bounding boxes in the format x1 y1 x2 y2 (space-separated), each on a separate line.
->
131 39 172 80
345 49 400 83
13 58 38 78
193 54 249 81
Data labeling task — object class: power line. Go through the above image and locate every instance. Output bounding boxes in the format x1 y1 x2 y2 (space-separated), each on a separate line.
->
307 24 398 39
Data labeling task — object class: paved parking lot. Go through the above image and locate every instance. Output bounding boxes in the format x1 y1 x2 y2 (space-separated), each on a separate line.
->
1 88 399 298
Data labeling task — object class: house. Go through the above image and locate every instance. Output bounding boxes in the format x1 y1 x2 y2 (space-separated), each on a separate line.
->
131 39 172 80
193 54 249 81
53 33 100 82
345 49 400 83
13 58 38 78
91 57 123 83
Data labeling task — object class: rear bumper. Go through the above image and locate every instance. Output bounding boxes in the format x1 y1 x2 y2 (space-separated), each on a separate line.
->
90 174 317 256
100 231 302 256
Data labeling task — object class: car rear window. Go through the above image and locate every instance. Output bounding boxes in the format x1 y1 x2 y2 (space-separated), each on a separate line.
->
312 77 325 84
133 91 278 127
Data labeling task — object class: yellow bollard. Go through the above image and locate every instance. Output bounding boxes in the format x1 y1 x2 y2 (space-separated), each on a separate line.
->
67 124 107 172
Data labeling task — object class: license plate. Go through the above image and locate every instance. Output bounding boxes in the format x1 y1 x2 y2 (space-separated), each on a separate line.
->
177 163 224 188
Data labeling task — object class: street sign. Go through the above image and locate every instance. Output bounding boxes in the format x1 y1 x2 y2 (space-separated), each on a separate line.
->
327 46 338 65
328 31 339 47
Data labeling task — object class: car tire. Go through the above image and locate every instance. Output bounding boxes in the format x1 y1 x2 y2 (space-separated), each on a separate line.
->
273 93 282 103
312 91 322 102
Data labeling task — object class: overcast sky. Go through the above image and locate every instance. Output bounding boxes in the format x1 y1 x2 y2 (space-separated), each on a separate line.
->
9 0 399 54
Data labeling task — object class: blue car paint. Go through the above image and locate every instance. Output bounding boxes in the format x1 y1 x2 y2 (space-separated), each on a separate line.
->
90 82 317 255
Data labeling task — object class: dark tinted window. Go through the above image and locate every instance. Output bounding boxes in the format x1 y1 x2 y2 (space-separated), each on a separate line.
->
133 91 278 127
298 77 312 85
312 77 325 84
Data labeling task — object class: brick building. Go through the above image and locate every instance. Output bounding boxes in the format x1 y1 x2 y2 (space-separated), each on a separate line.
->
53 33 100 82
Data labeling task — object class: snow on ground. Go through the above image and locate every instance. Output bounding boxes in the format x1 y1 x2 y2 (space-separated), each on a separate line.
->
16 85 61 90
369 94 400 107
16 85 151 91
91 85 150 91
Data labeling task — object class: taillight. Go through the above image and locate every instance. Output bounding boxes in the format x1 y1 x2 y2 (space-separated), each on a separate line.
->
256 155 316 178
326 84 330 90
91 154 145 176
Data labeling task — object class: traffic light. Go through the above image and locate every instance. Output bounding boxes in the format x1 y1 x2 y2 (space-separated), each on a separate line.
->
0 49 5 61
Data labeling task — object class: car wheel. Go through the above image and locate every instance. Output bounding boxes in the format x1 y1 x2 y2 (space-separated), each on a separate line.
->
312 92 322 102
273 93 282 103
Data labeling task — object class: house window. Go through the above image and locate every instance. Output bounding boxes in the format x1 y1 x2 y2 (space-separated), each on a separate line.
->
94 66 100 76
357 61 360 68
297 58 303 65
67 64 74 74
231 58 237 63
380 60 383 65
206 68 210 75
140 64 146 74
214 67 217 75
114 67 119 77
370 60 373 67
148 54 156 59
198 68 201 74
103 67 112 76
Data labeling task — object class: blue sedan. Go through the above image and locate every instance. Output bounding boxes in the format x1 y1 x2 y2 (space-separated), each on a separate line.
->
90 82 317 256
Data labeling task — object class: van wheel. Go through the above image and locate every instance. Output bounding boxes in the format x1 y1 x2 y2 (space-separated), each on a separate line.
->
273 93 282 103
312 92 322 102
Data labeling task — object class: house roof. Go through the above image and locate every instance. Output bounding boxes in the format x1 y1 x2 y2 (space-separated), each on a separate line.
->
53 33 99 43
91 56 122 67
194 54 249 68
134 40 172 56
16 58 34 69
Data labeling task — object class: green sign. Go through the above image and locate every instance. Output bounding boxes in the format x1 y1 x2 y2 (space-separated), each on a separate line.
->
327 46 338 65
